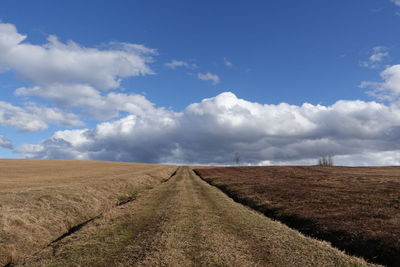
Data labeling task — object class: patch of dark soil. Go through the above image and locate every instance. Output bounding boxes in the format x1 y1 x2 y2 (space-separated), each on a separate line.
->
161 167 178 183
194 169 400 267
117 196 136 206
49 216 101 245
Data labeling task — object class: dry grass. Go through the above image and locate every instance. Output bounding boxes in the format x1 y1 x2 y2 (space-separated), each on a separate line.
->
19 167 376 267
0 159 176 265
195 166 400 266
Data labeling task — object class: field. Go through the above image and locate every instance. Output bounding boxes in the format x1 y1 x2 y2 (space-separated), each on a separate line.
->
0 160 378 266
195 166 400 266
0 159 177 266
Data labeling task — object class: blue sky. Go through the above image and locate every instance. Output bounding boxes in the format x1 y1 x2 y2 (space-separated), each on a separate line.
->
1 0 400 165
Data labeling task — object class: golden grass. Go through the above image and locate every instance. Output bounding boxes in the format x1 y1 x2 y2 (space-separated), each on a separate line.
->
0 159 176 265
20 167 378 267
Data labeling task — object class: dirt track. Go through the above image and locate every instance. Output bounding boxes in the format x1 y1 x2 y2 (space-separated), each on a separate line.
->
18 167 375 266
195 166 400 266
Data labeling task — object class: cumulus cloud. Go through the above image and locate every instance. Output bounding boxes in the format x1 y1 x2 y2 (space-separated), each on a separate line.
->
0 22 156 122
0 135 12 149
16 84 155 120
361 64 400 100
0 23 154 89
16 92 400 165
0 101 83 131
165 60 197 69
3 22 400 165
197 72 220 85
360 46 389 69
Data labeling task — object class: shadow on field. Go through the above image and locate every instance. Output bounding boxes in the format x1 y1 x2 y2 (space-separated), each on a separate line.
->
48 168 179 247
194 169 399 267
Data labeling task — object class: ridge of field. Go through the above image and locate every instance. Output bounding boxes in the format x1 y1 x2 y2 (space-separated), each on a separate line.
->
19 167 376 267
0 159 177 266
194 166 400 267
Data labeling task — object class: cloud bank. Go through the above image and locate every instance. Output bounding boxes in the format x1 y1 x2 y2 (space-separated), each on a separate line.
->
17 92 400 165
2 22 400 166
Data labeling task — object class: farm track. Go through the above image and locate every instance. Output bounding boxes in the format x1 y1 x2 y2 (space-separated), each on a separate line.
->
194 166 400 267
16 167 375 267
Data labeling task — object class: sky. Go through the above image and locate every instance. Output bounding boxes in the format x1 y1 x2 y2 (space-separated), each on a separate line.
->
1 0 400 165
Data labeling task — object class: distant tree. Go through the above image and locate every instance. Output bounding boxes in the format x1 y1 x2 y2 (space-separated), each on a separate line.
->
234 152 241 165
327 155 333 166
318 155 333 166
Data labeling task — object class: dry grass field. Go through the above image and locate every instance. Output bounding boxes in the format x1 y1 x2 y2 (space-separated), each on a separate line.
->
195 166 400 267
0 159 177 266
0 160 382 266
18 167 375 267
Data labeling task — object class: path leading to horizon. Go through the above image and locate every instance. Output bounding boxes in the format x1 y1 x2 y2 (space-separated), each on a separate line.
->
18 167 373 267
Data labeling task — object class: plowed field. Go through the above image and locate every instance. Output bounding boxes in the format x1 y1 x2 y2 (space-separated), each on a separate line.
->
195 166 400 266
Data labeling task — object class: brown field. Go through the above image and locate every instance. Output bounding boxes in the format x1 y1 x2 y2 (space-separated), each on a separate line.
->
0 160 381 266
0 159 177 265
194 166 400 267
18 166 375 267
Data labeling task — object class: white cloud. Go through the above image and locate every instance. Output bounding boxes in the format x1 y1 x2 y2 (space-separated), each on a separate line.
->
165 60 197 69
360 46 389 69
361 64 400 99
0 101 83 131
332 150 400 166
16 92 400 165
223 58 233 67
16 84 155 120
369 47 388 62
0 24 155 90
259 150 400 166
3 22 400 165
197 72 220 85
0 135 12 149
0 22 156 123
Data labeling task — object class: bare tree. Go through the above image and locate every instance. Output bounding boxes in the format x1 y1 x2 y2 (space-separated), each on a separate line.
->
318 155 333 166
234 152 241 165
327 155 333 166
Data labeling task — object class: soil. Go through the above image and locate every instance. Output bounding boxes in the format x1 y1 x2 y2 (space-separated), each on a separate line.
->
195 166 400 267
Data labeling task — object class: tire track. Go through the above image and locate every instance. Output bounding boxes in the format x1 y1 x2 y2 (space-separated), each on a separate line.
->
13 167 181 267
15 166 376 267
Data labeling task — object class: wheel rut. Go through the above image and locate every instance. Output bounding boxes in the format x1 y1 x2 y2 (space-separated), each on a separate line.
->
15 166 376 267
